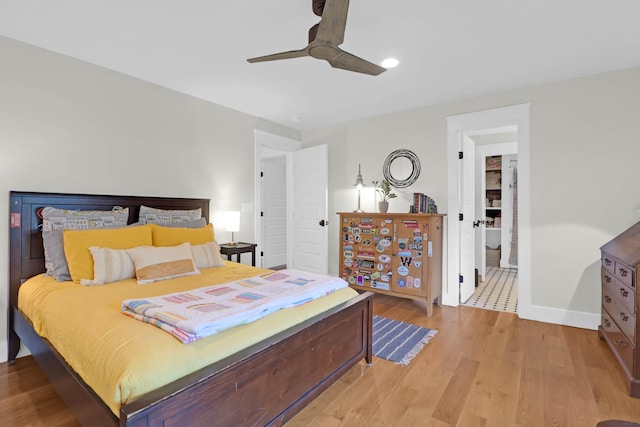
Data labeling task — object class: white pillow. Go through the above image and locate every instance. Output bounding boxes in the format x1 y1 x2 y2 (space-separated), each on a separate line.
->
191 241 225 269
81 247 136 286
127 242 199 284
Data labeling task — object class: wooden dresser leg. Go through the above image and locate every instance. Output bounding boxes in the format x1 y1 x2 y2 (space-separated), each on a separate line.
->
426 298 433 316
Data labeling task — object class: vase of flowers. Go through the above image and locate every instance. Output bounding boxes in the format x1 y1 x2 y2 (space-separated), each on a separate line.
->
372 179 396 213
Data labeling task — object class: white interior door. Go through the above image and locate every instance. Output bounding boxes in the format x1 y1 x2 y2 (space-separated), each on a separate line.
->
261 155 287 269
460 135 476 303
292 144 329 274
254 131 301 269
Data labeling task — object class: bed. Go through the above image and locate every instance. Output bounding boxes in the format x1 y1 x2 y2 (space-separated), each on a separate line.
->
7 191 373 427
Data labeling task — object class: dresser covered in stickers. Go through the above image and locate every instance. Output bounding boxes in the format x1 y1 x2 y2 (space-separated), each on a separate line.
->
337 213 444 316
599 221 640 397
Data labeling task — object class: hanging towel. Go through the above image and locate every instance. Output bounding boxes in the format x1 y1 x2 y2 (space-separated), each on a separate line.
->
509 167 518 266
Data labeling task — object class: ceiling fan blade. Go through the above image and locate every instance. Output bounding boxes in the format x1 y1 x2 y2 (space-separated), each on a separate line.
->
316 0 349 46
247 47 309 63
327 49 386 76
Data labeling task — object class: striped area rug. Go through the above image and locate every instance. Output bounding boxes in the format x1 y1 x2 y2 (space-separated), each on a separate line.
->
372 316 437 365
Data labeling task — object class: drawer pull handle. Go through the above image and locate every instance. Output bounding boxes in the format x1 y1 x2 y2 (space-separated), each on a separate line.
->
604 258 612 266
619 268 628 277
620 288 629 298
614 339 629 349
604 319 611 327
605 275 611 283
620 313 629 322
604 296 612 303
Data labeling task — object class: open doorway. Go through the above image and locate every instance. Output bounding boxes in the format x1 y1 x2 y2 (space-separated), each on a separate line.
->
444 103 531 318
463 136 518 313
460 132 518 313
254 130 300 270
473 140 518 277
254 131 330 274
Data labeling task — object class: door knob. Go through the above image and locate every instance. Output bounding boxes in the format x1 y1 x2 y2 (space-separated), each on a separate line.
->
319 219 328 227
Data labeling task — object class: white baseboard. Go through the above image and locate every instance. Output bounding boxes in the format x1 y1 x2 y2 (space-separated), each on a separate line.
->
518 304 600 330
0 340 31 364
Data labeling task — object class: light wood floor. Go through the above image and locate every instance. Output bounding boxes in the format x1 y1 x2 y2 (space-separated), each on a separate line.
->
2 294 640 426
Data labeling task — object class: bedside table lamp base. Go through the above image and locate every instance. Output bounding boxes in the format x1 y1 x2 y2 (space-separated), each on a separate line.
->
227 232 237 246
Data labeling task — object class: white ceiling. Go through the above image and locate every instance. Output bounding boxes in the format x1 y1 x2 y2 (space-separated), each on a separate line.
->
1 0 639 131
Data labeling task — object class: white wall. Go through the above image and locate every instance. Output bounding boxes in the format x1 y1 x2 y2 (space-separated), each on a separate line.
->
302 66 640 327
0 36 299 362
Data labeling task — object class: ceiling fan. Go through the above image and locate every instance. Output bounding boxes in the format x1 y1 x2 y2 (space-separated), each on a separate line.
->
247 0 386 76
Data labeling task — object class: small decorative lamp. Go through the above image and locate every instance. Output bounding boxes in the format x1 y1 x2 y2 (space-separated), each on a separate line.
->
353 164 365 213
226 210 240 245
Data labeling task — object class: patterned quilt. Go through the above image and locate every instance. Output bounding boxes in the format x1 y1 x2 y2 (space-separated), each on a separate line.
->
122 269 348 343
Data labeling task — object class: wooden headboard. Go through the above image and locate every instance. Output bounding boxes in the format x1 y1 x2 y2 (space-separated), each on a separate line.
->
8 191 210 360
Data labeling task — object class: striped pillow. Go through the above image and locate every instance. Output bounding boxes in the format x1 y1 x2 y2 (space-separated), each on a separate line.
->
81 247 136 286
127 243 199 284
191 241 225 269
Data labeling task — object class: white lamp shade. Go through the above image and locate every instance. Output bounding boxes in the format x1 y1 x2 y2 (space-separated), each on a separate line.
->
225 211 240 233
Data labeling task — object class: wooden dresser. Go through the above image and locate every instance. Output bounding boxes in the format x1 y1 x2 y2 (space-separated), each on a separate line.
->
599 221 640 397
337 212 444 316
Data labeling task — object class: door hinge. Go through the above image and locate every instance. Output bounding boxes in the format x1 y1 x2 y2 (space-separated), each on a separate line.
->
260 251 264 257
458 151 463 159
260 171 264 177
458 213 463 221
459 274 464 283
260 211 264 217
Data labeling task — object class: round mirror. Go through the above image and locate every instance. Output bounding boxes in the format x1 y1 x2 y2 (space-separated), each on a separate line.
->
383 149 420 188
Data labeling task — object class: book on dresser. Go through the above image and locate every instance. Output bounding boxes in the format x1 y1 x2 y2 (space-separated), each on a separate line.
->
337 212 444 316
599 221 640 398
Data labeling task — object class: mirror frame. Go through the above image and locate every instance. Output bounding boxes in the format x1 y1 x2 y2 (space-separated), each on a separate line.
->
383 149 421 188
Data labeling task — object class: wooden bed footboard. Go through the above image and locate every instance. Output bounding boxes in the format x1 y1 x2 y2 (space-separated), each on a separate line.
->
121 291 373 427
13 291 373 427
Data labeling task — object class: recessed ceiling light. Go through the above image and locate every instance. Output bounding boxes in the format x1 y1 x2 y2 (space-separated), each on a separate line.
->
381 58 399 69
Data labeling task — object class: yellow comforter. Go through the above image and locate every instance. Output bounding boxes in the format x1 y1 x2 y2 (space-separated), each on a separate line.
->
18 261 358 416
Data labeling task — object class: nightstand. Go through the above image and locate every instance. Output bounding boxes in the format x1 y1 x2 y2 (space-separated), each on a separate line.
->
219 242 257 266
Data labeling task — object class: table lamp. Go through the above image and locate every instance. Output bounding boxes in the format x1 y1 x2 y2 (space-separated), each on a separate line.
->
226 210 240 245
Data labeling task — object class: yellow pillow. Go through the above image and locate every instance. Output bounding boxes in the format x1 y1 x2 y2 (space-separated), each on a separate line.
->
64 225 153 283
151 223 214 247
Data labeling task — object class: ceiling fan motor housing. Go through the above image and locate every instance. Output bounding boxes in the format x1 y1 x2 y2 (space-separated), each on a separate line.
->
312 0 325 16
308 23 338 59
308 23 320 43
